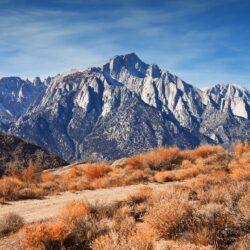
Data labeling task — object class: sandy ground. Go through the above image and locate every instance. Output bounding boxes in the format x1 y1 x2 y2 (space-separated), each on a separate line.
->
0 182 174 224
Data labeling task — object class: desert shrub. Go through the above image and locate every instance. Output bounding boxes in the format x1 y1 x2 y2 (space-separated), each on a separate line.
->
127 187 152 205
121 168 147 185
127 147 180 171
66 179 89 191
154 171 175 183
91 228 155 250
228 157 250 181
60 201 90 223
181 159 195 168
1 143 250 249
144 198 193 239
189 203 243 248
154 168 199 183
63 166 84 180
150 185 191 206
234 140 250 155
22 220 70 250
40 173 56 183
127 154 146 169
230 167 250 180
0 177 24 203
2 143 248 202
91 202 123 220
0 213 24 237
0 177 46 203
90 177 111 189
173 168 199 180
69 214 107 248
143 147 180 170
22 201 105 249
84 163 112 180
21 161 39 183
18 186 45 200
190 145 225 159
126 187 153 221
186 175 229 193
197 181 247 208
238 192 250 220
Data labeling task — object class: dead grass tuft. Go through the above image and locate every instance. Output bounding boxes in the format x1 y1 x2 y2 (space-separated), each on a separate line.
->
0 213 24 237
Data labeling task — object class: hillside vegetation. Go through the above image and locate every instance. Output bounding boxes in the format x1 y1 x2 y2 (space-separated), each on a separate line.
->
0 132 67 176
0 141 249 249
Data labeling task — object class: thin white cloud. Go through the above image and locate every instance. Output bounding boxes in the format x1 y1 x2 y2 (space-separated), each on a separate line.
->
0 1 249 88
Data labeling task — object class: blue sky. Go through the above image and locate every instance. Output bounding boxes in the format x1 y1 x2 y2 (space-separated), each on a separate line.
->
0 0 250 88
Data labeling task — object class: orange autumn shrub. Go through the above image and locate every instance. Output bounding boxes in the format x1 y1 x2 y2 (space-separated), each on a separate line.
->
91 226 156 250
84 163 112 180
145 198 193 239
127 147 180 170
21 162 38 183
173 168 199 180
67 180 88 191
63 166 84 180
154 168 199 183
230 168 250 180
61 201 90 223
0 177 23 203
40 173 56 183
190 145 225 159
127 187 153 205
154 171 175 183
127 154 146 169
22 220 70 250
91 177 110 189
234 140 250 155
143 147 180 170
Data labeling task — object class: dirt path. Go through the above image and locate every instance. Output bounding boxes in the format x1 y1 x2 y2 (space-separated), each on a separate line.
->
0 182 175 224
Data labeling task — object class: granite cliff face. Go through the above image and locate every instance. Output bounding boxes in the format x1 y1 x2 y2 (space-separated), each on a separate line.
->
0 53 249 161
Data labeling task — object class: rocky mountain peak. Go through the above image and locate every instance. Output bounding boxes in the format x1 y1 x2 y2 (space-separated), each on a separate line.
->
103 52 148 78
206 83 250 119
33 77 43 87
206 83 249 96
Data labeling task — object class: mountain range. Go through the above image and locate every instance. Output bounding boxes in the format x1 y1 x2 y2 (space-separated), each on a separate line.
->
0 53 249 162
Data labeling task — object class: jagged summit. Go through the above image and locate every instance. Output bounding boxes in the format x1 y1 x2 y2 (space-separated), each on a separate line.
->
103 52 148 78
206 83 249 96
205 83 250 119
108 52 144 66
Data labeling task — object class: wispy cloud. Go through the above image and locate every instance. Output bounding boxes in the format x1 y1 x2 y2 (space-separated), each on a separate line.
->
0 0 249 88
